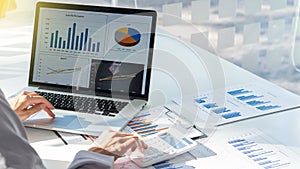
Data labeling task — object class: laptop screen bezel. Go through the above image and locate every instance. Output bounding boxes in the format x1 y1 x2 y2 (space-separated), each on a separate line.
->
29 2 157 101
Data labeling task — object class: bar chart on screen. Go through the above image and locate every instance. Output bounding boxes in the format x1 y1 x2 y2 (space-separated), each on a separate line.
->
193 83 300 125
48 23 101 53
40 15 107 57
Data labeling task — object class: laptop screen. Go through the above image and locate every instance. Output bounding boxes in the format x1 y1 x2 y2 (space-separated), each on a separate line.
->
29 2 156 100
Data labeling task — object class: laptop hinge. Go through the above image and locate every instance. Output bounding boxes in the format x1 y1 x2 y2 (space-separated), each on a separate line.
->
38 86 72 93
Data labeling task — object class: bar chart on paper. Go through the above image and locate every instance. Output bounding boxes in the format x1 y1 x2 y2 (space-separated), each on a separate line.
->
193 83 300 125
123 107 183 138
127 114 168 137
228 88 281 111
227 130 300 169
126 108 170 137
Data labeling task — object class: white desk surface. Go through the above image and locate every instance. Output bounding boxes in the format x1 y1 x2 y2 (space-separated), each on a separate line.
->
1 20 300 168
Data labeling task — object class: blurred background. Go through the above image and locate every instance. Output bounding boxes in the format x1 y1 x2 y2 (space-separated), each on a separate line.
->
1 0 300 95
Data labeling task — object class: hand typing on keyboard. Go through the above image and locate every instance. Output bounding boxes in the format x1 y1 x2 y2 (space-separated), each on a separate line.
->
8 91 55 121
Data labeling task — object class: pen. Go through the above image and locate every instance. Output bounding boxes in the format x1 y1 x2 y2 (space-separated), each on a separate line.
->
53 130 68 145
190 125 207 140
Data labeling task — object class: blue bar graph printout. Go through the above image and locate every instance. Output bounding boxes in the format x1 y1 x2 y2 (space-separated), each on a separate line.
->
228 89 252 96
203 103 218 109
247 100 270 106
194 85 287 123
212 107 230 114
195 97 207 103
237 95 263 101
256 105 281 111
222 112 241 119
227 132 294 169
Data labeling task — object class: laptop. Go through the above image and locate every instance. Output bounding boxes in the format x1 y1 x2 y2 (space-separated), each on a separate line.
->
19 2 157 135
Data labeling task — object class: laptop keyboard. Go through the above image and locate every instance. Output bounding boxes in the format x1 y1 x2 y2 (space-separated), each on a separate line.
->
36 91 128 117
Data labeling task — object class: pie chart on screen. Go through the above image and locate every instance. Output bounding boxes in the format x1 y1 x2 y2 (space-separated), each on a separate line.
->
115 27 141 47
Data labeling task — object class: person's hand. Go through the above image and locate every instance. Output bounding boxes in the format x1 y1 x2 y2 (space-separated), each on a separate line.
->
88 130 147 160
8 91 55 121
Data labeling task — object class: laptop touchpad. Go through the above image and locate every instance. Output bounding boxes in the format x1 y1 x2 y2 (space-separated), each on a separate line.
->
24 110 77 127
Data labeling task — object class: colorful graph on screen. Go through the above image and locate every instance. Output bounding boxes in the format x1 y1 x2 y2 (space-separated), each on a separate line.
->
90 59 144 94
115 27 141 47
99 74 137 81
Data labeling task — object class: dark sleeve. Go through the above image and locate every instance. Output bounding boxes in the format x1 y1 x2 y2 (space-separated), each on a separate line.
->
68 150 114 169
0 89 114 169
